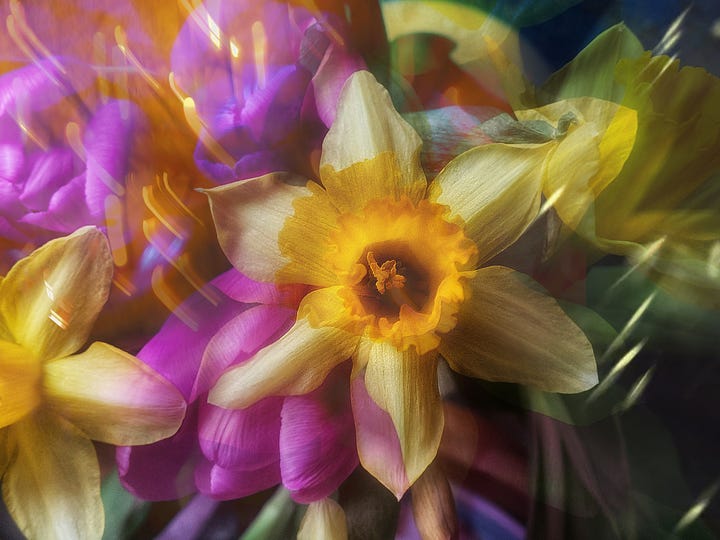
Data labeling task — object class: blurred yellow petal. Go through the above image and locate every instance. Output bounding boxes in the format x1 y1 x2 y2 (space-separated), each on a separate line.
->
297 498 348 540
440 266 597 393
411 461 458 540
429 144 548 264
209 288 359 409
0 227 112 361
320 71 426 212
0 341 41 429
43 342 186 446
517 97 637 230
3 411 103 540
363 341 443 496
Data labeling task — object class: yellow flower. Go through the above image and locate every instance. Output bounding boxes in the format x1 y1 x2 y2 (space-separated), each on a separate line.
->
0 227 186 540
204 71 597 497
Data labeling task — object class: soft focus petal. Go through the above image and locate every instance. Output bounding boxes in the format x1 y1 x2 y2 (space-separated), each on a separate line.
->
0 340 41 428
212 268 296 305
410 461 458 540
193 304 295 400
440 266 598 393
43 342 186 446
195 458 281 500
17 149 76 211
198 399 283 471
320 71 426 212
516 98 637 230
83 100 139 219
297 498 348 540
117 408 200 501
0 227 112 360
351 374 409 499
428 143 548 265
280 362 357 503
2 411 102 540
205 173 329 284
209 293 358 408
19 175 93 233
363 341 444 498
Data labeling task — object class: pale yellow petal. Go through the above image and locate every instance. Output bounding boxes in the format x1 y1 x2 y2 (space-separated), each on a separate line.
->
440 266 597 393
3 411 103 540
411 461 458 540
320 71 426 212
0 227 112 360
363 341 443 494
429 144 549 264
0 341 41 429
209 288 359 409
297 498 348 540
516 98 637 230
43 342 186 446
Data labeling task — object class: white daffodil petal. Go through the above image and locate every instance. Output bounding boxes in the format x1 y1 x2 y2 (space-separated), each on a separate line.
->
44 342 186 446
320 71 426 212
440 266 598 393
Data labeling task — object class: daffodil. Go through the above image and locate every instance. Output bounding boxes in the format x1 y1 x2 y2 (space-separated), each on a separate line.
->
204 70 597 497
0 227 186 540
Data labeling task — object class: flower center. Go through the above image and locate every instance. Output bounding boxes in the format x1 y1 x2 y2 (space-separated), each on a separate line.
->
329 196 478 354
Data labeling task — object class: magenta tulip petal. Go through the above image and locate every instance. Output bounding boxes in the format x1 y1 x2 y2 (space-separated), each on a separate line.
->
211 268 290 305
137 278 248 400
84 100 139 219
19 149 77 211
117 408 200 501
193 304 295 399
351 375 409 499
0 142 24 184
195 458 281 500
19 175 93 233
279 362 357 503
198 399 282 470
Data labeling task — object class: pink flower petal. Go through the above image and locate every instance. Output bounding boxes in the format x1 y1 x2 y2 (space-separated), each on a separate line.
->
195 458 280 500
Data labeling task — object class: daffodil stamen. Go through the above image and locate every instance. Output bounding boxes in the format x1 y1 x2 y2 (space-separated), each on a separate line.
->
366 251 406 294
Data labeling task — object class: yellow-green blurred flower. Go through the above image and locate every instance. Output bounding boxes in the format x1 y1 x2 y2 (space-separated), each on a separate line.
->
0 227 185 540
203 70 597 497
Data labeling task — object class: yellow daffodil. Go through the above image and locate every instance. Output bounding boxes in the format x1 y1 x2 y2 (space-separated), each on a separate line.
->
0 227 186 540
204 71 597 497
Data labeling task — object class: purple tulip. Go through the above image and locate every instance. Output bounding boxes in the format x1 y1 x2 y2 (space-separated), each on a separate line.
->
170 0 364 183
117 269 358 502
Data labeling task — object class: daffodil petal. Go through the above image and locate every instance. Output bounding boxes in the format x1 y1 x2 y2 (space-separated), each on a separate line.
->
0 341 41 429
351 375 409 499
205 174 340 286
2 411 103 540
297 498 348 540
320 71 426 212
0 227 112 360
362 341 443 497
429 144 548 264
440 266 598 393
43 342 186 446
517 98 637 230
209 289 359 409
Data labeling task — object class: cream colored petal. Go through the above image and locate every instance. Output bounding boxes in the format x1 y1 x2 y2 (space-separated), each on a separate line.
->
206 175 340 287
0 341 41 429
209 288 359 409
320 71 426 212
3 411 103 540
411 460 458 540
0 227 112 361
363 341 443 494
517 98 637 230
43 342 186 446
297 498 348 540
429 144 549 264
440 266 597 393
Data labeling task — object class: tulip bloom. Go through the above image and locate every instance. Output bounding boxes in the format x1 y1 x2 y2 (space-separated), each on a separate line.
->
118 269 357 503
170 0 364 184
0 227 185 540
205 70 598 497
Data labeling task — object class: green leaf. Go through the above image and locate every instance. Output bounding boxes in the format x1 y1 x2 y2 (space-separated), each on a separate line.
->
239 488 301 540
101 469 150 540
539 23 645 104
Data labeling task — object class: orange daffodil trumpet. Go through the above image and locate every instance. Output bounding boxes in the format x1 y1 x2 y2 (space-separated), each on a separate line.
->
204 71 598 497
0 227 186 540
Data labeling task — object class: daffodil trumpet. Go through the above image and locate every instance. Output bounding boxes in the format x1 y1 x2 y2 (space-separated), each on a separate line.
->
204 70 598 498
